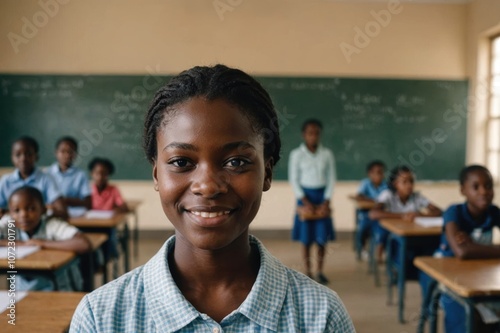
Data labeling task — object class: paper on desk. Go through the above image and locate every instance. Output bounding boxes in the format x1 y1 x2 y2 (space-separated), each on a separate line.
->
69 206 88 217
414 217 444 228
0 245 40 259
85 210 115 219
0 291 28 314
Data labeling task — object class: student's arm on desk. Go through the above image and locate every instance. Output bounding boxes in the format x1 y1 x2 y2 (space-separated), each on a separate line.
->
369 204 406 220
49 197 69 220
24 232 91 255
114 202 129 214
424 203 442 217
369 203 441 221
64 196 92 210
353 194 375 202
445 222 500 259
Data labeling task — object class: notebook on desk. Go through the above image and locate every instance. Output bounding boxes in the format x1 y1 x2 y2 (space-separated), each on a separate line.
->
0 245 40 259
85 210 115 219
414 217 444 228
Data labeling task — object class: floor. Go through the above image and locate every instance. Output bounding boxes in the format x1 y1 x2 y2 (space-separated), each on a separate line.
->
119 235 444 333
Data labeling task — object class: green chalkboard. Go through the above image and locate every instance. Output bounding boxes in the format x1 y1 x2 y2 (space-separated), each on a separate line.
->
0 74 468 180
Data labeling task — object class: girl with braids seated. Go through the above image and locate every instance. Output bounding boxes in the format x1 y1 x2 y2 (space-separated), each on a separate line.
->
70 64 355 332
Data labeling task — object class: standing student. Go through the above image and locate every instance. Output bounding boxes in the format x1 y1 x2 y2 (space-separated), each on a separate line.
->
70 65 355 332
288 118 336 284
369 165 442 261
88 157 128 213
0 136 67 219
0 186 90 291
47 136 91 217
355 160 387 258
433 165 500 333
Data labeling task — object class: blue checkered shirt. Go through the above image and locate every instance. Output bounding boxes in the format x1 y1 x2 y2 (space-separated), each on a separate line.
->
70 235 355 332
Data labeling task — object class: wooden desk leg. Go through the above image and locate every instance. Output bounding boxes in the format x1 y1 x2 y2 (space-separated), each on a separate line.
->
123 223 130 273
397 236 407 323
80 252 94 292
369 233 380 287
417 279 438 333
428 285 441 333
386 233 394 306
354 209 360 256
133 210 139 259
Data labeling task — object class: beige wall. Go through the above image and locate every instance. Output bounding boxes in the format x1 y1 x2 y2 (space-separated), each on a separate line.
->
0 0 489 232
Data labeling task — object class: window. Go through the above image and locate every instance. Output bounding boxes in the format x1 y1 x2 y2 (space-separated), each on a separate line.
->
487 35 500 181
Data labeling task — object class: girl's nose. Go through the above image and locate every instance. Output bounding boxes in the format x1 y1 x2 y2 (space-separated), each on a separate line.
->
190 165 229 198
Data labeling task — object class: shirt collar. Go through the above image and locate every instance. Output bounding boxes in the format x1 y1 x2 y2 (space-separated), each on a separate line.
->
300 143 323 156
17 215 47 241
143 235 288 332
14 168 39 182
461 202 493 229
50 162 76 175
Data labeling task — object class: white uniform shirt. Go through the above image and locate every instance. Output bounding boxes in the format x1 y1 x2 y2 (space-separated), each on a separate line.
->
288 143 336 200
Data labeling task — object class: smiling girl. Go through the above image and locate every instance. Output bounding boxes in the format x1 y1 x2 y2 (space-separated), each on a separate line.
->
70 65 355 332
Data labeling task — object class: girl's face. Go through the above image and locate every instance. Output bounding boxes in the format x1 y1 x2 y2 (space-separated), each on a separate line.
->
9 192 45 235
153 97 273 251
56 141 76 168
461 170 494 212
91 163 110 188
393 171 414 198
11 141 38 176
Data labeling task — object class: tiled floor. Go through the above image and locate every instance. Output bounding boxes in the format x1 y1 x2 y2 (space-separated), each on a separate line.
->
122 235 441 333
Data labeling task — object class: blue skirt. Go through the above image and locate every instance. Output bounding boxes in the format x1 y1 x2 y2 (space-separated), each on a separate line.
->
292 187 336 246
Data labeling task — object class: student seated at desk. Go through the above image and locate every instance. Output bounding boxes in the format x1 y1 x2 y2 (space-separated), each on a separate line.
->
88 157 128 213
355 160 387 258
0 186 90 291
88 157 128 260
0 136 68 219
432 165 500 333
70 64 355 332
369 165 442 261
47 136 91 217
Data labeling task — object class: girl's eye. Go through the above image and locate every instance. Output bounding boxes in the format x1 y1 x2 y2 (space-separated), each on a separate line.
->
225 158 249 168
169 158 193 168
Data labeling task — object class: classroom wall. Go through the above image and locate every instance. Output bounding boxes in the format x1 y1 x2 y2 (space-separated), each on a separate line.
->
0 0 480 232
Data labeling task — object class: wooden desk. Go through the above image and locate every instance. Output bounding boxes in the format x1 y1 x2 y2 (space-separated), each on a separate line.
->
1 291 86 333
126 199 142 258
70 213 130 278
380 219 442 323
414 257 500 333
0 249 77 290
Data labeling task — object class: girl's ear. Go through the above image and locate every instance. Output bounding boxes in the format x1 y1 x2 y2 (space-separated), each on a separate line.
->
263 158 273 192
152 160 159 191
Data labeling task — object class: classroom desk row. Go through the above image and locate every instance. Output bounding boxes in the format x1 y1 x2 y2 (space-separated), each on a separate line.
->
0 201 142 295
415 257 500 333
1 291 85 333
350 196 500 332
0 233 108 292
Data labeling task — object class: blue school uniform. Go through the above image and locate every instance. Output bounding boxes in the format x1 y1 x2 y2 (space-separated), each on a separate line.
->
356 178 387 243
47 163 91 216
0 168 62 209
435 203 500 333
292 187 335 246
